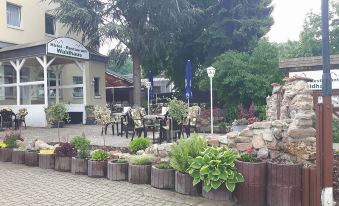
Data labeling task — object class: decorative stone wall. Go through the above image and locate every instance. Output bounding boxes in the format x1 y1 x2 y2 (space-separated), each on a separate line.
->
226 77 316 164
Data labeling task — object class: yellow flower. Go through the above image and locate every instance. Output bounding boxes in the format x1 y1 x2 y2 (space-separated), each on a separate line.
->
0 142 7 148
39 150 55 155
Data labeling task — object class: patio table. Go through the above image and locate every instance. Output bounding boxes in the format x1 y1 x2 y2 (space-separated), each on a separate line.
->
142 115 165 143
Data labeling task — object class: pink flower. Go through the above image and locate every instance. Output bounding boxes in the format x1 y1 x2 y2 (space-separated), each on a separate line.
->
246 147 253 154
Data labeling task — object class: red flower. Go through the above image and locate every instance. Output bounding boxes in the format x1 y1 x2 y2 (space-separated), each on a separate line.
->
246 147 253 154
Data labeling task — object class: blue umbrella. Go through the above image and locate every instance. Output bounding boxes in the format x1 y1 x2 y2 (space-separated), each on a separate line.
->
185 60 192 104
147 71 154 99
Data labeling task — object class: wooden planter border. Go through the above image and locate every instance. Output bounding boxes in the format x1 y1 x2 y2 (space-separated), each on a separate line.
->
71 157 88 175
88 160 107 178
25 151 39 166
39 154 55 169
128 164 151 184
107 161 128 181
54 156 72 172
151 166 175 189
12 150 25 164
175 171 201 196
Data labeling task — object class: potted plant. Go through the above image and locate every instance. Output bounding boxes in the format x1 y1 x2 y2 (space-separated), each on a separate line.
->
170 134 207 195
70 136 91 175
12 147 26 164
88 149 109 177
46 103 70 142
235 148 267 206
39 149 55 169
0 131 21 162
128 154 155 184
168 98 189 132
151 162 175 189
93 105 113 146
107 158 129 181
0 141 8 161
54 142 76 172
128 137 150 154
188 146 244 201
85 105 96 125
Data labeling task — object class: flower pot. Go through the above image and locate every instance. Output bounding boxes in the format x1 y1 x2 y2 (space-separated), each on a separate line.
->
12 150 25 164
54 156 72 172
88 160 107 178
151 166 175 189
267 162 302 206
235 160 267 206
39 154 55 169
107 160 128 181
202 184 232 201
25 151 39 166
0 148 13 162
128 164 151 184
175 171 202 196
71 157 88 175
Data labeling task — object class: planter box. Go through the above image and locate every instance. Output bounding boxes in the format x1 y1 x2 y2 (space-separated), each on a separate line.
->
12 150 25 164
267 162 302 206
128 164 151 184
0 148 13 162
151 166 175 189
107 160 128 181
235 160 267 206
25 151 39 166
71 157 88 175
88 160 107 178
175 171 202 196
39 154 55 169
202 184 232 201
55 156 72 172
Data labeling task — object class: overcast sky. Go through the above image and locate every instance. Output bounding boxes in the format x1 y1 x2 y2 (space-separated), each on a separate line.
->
266 0 321 43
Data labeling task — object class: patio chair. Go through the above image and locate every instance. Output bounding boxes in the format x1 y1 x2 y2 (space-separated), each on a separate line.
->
183 106 201 137
159 112 183 142
122 108 146 140
0 110 17 129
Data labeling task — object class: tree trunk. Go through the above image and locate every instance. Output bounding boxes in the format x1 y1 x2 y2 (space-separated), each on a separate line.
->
132 55 141 106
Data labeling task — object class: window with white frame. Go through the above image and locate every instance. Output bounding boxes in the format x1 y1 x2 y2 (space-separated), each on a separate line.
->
73 76 83 97
45 14 55 35
6 3 21 28
94 77 100 96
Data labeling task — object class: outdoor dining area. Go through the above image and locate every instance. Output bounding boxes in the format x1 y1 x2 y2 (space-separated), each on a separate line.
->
98 101 201 144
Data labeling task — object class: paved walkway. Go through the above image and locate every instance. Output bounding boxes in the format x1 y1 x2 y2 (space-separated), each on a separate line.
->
0 162 231 206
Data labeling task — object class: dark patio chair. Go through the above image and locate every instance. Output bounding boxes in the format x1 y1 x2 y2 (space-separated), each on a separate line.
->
121 108 146 140
160 112 183 142
183 106 201 137
0 110 17 129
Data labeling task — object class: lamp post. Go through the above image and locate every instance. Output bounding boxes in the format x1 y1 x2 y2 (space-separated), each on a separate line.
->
145 81 151 115
207 66 216 135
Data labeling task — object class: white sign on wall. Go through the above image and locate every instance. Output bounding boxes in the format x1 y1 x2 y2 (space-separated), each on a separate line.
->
289 70 339 90
47 37 89 60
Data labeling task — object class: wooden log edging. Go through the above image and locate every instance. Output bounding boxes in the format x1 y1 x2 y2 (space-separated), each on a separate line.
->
235 160 267 206
151 166 175 189
88 160 107 178
39 154 55 169
128 164 151 184
267 162 302 206
107 161 128 181
12 150 25 164
302 166 319 206
202 184 232 201
175 171 202 196
54 156 72 172
0 148 13 162
71 157 88 175
25 151 39 166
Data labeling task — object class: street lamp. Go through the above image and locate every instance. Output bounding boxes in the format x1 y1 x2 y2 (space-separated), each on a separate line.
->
207 66 216 135
145 81 151 115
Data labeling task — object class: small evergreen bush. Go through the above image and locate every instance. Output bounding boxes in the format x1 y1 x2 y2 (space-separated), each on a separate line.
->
71 136 91 158
128 138 150 154
91 149 109 161
129 154 155 165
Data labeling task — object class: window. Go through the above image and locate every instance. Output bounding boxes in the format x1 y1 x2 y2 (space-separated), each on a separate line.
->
73 76 83 97
7 3 21 28
94 77 100 96
45 14 55 35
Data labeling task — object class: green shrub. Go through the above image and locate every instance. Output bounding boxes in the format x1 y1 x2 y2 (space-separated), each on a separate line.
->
170 134 207 173
3 131 20 148
333 118 339 143
188 147 244 192
128 138 150 153
154 162 173 169
255 105 267 121
71 136 91 158
129 154 155 165
91 149 109 161
168 98 189 123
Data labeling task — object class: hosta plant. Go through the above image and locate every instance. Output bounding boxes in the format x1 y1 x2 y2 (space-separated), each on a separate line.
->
91 149 109 161
188 146 244 192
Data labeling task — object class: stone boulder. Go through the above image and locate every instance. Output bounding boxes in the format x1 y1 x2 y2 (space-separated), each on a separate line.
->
252 135 265 149
236 143 252 151
287 127 316 139
257 147 269 159
234 136 252 143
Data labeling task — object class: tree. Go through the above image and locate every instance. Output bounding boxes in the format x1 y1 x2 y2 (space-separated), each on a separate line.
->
143 0 274 91
47 0 195 106
198 38 283 109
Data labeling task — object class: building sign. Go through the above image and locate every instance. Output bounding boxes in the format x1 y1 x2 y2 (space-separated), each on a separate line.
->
47 37 89 60
289 70 339 90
